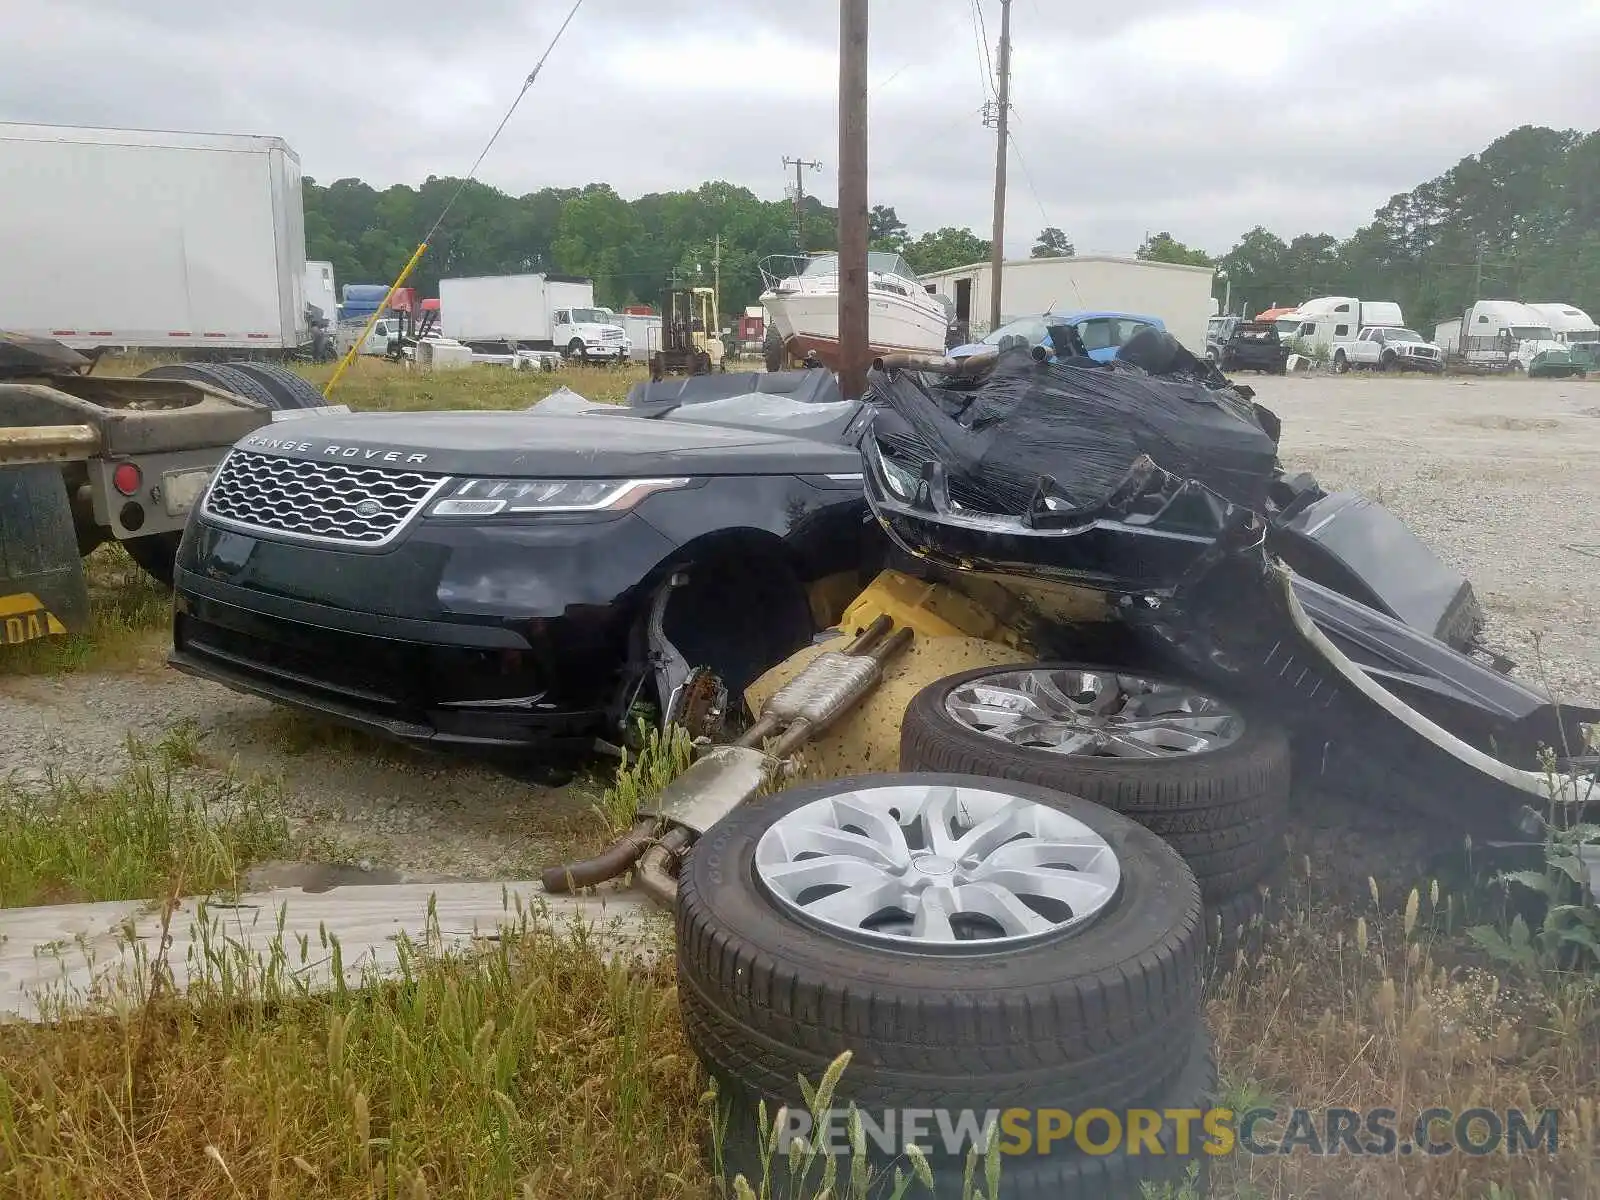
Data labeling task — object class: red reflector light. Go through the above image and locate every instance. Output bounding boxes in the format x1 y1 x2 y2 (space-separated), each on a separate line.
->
112 463 142 496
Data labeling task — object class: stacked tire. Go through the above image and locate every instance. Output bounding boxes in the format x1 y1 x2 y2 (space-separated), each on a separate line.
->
898 663 1289 957
677 774 1218 1198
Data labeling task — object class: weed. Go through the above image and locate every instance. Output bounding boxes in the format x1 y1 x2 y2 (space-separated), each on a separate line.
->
709 1052 998 1200
595 718 696 835
0 747 290 907
1468 756 1600 975
0 906 702 1199
1139 1160 1203 1199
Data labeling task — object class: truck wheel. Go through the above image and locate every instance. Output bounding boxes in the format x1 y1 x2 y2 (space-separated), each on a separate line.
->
122 531 182 589
566 339 587 363
678 774 1205 1118
898 664 1289 901
220 362 327 409
1380 352 1399 373
1332 350 1349 374
139 363 284 411
0 465 92 640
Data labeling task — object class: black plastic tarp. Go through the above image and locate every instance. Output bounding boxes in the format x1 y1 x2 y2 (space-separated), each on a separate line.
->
867 346 1281 516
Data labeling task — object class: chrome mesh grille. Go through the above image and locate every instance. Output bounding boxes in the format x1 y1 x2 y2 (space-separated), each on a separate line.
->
202 449 446 545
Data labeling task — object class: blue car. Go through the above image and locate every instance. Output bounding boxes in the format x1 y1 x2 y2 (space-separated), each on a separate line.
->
948 310 1166 364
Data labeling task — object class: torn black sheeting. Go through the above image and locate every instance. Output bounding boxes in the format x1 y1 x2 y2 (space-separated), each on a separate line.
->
867 345 1281 517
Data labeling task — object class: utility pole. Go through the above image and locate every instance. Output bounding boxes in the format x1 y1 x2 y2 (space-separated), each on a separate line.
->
713 233 721 330
838 0 869 400
783 156 823 253
986 0 1012 334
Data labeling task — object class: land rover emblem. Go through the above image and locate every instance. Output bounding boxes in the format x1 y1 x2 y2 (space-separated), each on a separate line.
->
354 500 382 519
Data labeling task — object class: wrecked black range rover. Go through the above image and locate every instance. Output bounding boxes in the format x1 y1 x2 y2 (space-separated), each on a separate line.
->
169 374 882 760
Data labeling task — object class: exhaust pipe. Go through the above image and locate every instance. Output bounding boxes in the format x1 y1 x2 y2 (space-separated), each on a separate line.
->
540 818 656 894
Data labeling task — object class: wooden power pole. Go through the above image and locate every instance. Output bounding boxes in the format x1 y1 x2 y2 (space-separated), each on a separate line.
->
837 0 869 400
987 0 1011 334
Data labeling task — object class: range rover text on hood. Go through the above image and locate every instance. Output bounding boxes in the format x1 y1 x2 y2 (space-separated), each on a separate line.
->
241 433 430 465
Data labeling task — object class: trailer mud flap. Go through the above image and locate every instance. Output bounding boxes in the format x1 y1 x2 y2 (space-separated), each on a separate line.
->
0 464 90 639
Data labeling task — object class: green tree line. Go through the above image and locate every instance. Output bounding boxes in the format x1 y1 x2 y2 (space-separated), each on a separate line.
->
305 124 1600 329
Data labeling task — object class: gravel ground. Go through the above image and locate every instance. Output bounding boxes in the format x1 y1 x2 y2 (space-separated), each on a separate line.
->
0 372 1594 884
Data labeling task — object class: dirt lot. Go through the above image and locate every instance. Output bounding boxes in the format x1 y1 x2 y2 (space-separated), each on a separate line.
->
1 372 1596 882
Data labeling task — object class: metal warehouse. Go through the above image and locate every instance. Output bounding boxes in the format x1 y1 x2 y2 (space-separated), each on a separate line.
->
917 255 1216 355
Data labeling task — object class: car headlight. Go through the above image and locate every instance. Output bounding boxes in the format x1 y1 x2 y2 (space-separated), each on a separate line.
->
427 477 691 516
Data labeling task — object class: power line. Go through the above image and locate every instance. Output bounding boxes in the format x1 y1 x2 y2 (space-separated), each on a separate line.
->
1007 129 1051 232
972 0 997 92
324 0 587 397
968 0 996 100
423 0 586 244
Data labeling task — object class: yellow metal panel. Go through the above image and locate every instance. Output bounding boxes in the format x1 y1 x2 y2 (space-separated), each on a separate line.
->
746 633 1032 779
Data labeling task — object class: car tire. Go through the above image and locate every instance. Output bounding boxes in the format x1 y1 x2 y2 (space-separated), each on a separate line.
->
1332 351 1349 374
677 773 1205 1118
898 664 1289 901
1380 352 1398 373
710 1031 1219 1198
567 338 587 362
221 362 327 409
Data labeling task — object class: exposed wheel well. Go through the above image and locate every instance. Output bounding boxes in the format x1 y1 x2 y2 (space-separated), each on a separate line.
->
651 534 816 713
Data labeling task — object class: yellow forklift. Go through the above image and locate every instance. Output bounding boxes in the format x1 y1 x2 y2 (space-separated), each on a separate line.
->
649 285 721 381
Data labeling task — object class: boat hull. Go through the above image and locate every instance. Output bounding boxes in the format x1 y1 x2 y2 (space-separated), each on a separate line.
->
763 289 948 369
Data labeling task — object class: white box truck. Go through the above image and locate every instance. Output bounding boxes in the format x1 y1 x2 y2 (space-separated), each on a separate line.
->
0 122 309 355
438 274 631 362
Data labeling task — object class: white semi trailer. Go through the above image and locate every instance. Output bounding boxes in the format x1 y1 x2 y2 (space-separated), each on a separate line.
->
0 122 310 355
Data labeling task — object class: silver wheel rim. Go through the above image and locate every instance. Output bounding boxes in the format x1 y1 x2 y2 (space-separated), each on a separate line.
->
944 668 1243 758
754 781 1120 951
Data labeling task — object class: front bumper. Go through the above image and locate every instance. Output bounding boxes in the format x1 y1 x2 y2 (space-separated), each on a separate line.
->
169 510 681 753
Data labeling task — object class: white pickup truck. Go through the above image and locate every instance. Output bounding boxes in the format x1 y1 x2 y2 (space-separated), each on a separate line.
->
1332 326 1445 374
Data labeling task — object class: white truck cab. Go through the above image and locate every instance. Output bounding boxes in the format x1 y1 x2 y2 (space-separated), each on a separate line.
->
552 307 630 362
1437 300 1572 373
1332 325 1444 373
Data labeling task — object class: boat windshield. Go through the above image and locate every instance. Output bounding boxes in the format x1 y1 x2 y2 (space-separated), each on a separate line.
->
800 252 917 281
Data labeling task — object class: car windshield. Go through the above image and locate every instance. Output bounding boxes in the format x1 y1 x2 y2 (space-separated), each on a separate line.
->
1379 328 1424 342
568 308 608 323
1510 326 1555 340
980 315 1051 346
1274 319 1302 336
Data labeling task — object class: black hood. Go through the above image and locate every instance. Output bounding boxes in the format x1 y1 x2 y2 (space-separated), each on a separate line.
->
230 408 864 479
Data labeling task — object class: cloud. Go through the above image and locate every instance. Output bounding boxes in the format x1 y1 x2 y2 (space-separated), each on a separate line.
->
3 0 1599 257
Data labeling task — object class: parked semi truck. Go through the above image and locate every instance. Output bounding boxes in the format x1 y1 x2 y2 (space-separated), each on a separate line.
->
0 333 336 644
1433 301 1581 377
1527 302 1599 371
438 274 631 362
0 122 311 356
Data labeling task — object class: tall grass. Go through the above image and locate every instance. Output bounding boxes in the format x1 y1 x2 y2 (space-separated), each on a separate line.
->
0 730 289 908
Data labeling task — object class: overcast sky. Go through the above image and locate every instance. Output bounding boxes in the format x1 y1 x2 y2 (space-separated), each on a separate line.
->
7 0 1600 257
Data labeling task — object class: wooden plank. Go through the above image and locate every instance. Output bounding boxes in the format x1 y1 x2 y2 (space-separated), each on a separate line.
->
0 423 100 465
0 880 667 1023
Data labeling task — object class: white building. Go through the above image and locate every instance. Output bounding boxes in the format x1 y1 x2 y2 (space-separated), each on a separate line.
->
917 255 1216 355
